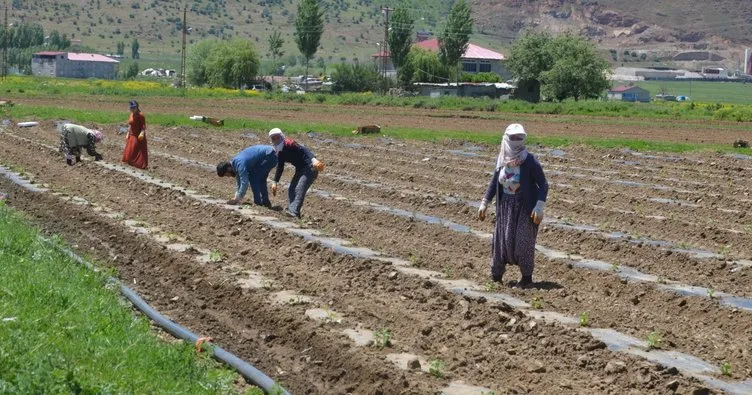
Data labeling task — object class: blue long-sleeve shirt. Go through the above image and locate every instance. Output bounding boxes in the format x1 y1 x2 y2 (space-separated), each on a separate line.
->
273 138 315 183
232 145 277 200
484 153 548 215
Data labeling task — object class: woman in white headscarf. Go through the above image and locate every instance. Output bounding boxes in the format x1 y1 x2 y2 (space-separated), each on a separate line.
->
477 124 548 288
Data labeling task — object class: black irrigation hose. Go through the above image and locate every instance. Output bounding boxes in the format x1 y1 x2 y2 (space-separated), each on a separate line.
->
45 238 291 395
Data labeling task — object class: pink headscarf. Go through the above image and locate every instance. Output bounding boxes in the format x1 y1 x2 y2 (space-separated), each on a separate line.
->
92 130 104 143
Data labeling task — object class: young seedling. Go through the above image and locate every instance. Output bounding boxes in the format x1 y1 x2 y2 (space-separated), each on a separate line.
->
443 265 452 278
531 296 543 310
579 311 590 327
270 381 286 395
657 276 667 284
480 392 497 395
483 281 497 293
720 362 732 377
408 254 419 267
373 328 392 349
288 295 307 306
261 279 274 290
163 232 180 241
646 331 661 350
428 358 446 378
208 250 223 263
323 306 342 324
720 245 731 258
707 288 716 299
610 263 620 272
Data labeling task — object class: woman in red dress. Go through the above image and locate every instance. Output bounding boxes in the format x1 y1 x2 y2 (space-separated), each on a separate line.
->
121 100 148 169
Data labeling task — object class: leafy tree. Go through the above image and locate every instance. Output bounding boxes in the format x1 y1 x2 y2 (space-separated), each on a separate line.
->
294 0 323 90
410 47 448 83
116 41 125 56
508 31 610 101
204 38 260 89
507 31 555 83
331 63 380 92
131 38 140 59
187 39 220 86
124 62 139 79
438 0 472 83
540 33 610 101
268 30 285 64
388 3 414 76
397 50 416 88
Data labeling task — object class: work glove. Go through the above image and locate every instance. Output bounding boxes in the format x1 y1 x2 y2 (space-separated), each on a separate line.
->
478 200 487 221
531 200 545 225
75 156 81 163
271 183 278 196
312 158 325 172
94 154 103 161
137 132 145 141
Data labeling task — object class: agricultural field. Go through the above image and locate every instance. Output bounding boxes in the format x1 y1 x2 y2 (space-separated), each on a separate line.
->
1 88 752 393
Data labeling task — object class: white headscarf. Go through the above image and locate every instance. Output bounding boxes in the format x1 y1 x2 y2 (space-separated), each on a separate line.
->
495 123 528 171
268 128 285 153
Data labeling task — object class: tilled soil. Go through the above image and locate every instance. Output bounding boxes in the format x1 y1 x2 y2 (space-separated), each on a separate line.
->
2 122 750 394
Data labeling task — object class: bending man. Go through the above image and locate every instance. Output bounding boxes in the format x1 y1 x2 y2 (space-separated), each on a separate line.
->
217 145 278 206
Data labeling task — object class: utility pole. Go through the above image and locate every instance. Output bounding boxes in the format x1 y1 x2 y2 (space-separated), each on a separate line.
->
381 5 392 92
179 6 187 88
2 0 8 80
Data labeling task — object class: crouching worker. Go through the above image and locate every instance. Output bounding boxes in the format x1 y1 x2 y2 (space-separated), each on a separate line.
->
268 128 324 218
58 123 104 165
217 145 278 206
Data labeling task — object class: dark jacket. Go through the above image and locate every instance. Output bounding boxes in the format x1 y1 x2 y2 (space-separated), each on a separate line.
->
273 138 315 182
484 153 548 215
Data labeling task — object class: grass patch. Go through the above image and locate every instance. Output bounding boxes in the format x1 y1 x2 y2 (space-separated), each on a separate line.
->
7 103 752 155
0 203 255 394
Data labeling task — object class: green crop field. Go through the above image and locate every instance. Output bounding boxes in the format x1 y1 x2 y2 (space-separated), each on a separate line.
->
615 80 752 105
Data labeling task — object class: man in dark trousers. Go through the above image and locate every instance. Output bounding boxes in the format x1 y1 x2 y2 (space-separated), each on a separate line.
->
216 145 278 207
268 128 324 218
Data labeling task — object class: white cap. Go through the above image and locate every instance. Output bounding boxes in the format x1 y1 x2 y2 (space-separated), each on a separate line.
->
268 128 283 137
504 123 526 136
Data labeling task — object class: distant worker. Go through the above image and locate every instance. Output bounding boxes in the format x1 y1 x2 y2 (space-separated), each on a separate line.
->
478 124 548 289
216 145 278 207
58 123 104 165
268 128 324 218
121 100 148 169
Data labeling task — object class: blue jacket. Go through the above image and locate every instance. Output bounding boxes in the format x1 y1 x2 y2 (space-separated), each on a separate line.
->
232 145 278 199
484 153 548 215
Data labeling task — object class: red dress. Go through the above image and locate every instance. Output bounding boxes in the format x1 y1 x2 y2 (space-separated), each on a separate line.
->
122 111 148 169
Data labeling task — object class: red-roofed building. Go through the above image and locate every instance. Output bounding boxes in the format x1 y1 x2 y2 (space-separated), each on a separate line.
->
607 85 651 102
32 52 119 79
372 35 509 79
